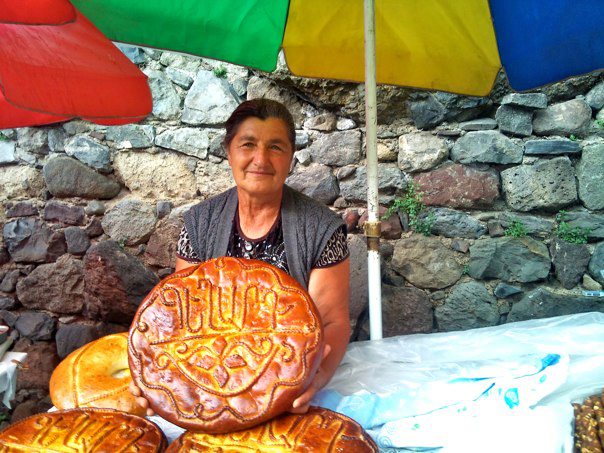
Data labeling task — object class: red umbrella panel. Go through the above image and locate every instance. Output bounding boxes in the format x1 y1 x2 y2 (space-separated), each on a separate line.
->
0 0 152 128
0 0 75 26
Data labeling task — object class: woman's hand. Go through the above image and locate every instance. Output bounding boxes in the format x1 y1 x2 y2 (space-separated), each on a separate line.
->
288 258 351 414
129 381 156 416
289 345 332 414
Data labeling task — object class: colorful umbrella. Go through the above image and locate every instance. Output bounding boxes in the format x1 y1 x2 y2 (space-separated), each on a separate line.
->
69 0 604 96
9 0 604 337
0 0 152 128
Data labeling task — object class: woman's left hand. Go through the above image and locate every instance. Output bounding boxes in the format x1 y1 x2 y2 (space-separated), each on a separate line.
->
288 258 351 413
289 344 332 414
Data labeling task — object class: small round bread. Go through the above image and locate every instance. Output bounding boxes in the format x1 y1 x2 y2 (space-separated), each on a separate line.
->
0 408 167 452
165 406 378 452
128 257 324 433
50 332 146 416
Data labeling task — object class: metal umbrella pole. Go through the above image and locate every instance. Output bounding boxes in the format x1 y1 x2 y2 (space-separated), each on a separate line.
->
363 0 382 340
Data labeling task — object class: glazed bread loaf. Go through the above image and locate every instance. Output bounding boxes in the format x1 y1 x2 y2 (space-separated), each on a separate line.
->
0 408 166 452
129 257 324 433
50 332 146 416
165 406 378 452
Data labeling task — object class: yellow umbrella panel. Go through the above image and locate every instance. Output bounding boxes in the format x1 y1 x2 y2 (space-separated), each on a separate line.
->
284 0 502 96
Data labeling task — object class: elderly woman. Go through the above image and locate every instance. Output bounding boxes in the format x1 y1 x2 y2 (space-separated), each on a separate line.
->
133 99 351 415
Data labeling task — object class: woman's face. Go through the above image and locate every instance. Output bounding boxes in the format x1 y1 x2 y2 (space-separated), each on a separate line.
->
227 116 294 199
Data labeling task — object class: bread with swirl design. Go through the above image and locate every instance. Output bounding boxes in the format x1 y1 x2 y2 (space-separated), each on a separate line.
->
128 257 324 433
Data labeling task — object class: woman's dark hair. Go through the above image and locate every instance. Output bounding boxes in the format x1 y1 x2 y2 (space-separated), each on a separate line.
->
223 99 295 151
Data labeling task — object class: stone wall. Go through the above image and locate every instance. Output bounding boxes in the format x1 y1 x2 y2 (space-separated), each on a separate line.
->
0 45 603 418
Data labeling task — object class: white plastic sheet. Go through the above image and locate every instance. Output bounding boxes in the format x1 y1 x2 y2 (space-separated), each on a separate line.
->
313 312 604 452
115 313 604 451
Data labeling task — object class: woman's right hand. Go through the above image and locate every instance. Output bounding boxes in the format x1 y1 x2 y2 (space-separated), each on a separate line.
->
129 381 155 416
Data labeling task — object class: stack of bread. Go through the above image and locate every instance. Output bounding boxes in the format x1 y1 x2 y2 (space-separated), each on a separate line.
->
574 390 604 453
1 257 376 452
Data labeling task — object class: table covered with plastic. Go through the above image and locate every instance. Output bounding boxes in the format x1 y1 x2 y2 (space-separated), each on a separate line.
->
151 312 604 452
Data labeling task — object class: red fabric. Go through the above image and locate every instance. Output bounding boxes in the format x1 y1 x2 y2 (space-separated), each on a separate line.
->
0 6 151 128
0 0 75 25
0 89 68 127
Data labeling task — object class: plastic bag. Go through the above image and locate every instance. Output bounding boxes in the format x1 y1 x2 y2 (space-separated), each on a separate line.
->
312 312 604 452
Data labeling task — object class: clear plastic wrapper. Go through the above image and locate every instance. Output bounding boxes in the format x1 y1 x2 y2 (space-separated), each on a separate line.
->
314 312 604 452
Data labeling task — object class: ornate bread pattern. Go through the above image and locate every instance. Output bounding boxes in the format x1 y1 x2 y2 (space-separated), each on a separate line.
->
129 257 324 433
50 332 146 416
165 406 378 452
0 408 166 452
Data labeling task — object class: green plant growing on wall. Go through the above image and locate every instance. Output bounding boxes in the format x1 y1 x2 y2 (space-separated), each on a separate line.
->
554 210 591 244
384 181 435 236
0 133 8 142
213 66 227 78
414 211 436 236
595 118 604 129
504 219 528 238
569 134 578 141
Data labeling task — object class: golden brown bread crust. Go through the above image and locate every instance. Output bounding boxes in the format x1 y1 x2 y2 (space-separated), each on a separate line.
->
165 406 377 452
49 332 147 416
129 257 324 433
0 408 167 452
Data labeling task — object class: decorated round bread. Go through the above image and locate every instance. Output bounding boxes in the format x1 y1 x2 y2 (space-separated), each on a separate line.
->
128 257 324 433
165 406 378 452
50 332 146 416
0 408 166 452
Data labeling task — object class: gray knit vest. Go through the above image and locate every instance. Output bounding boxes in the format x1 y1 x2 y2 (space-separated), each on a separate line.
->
183 185 344 290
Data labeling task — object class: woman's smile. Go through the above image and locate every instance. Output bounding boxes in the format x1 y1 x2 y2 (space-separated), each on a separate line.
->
227 117 293 198
245 169 275 176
